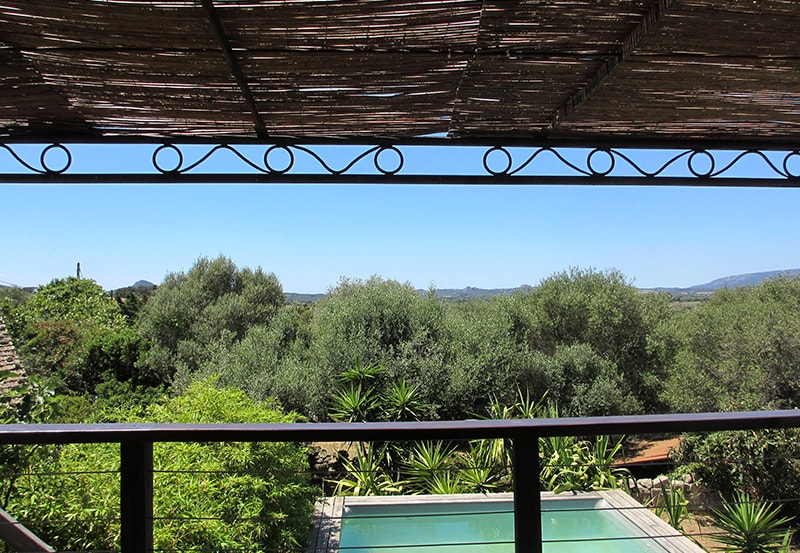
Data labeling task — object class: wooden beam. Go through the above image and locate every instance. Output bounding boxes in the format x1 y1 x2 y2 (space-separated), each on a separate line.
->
550 0 673 128
0 506 54 553
201 0 269 138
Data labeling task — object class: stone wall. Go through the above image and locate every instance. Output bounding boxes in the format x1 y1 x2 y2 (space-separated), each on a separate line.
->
630 474 718 511
0 316 26 399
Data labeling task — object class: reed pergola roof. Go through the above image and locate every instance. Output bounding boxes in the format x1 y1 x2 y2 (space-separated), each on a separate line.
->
1 0 799 146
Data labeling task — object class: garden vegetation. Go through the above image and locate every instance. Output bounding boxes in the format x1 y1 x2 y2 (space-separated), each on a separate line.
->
3 255 800 549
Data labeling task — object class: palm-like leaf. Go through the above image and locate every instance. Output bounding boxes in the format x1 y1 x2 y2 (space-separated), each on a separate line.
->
653 480 689 530
338 361 386 385
405 441 458 493
712 492 793 553
333 445 404 496
382 380 424 422
329 384 380 422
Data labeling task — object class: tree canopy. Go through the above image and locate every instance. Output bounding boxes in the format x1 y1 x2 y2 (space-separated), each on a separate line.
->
658 277 800 412
136 256 285 384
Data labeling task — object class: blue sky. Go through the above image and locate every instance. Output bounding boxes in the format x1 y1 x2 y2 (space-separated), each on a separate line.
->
2 145 799 293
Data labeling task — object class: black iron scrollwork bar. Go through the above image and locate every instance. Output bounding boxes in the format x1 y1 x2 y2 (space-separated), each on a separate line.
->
1 143 73 175
151 143 405 176
1 141 798 186
481 146 800 180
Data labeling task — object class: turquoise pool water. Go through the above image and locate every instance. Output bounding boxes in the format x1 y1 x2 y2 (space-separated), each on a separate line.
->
339 498 667 552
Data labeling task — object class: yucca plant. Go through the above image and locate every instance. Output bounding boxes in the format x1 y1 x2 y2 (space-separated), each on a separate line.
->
338 360 386 385
425 471 465 495
405 441 460 494
590 434 631 490
540 434 629 493
329 384 380 422
333 444 404 496
458 441 502 493
712 492 794 553
381 380 425 422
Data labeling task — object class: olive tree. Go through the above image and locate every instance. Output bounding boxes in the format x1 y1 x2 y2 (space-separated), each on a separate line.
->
658 277 800 412
137 256 285 385
523 268 672 411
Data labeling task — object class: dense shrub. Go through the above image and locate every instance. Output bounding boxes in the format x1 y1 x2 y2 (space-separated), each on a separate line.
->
310 277 445 369
657 278 800 412
6 277 146 395
6 381 317 552
194 270 666 421
187 306 329 417
523 268 672 411
674 429 800 504
438 298 537 418
531 343 639 416
6 277 125 339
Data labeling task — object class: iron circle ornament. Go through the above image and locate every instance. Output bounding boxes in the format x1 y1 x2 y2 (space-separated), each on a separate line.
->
688 149 715 178
373 146 404 175
483 146 513 175
587 148 615 176
152 144 184 173
40 143 72 174
264 145 295 174
783 151 800 179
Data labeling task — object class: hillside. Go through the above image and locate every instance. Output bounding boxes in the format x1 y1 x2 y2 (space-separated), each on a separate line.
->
286 269 800 302
5 270 799 303
651 269 800 296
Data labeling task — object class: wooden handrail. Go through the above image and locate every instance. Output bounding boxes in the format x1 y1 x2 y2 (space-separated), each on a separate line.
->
1 409 799 444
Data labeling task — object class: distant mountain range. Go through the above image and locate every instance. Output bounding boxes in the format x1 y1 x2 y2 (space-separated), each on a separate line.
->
5 271 799 301
284 269 800 303
650 269 800 296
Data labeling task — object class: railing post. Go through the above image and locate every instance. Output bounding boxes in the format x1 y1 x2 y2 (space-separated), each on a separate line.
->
512 436 542 553
120 441 153 553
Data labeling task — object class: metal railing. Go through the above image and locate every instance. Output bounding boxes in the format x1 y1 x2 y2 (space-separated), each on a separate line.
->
1 409 800 553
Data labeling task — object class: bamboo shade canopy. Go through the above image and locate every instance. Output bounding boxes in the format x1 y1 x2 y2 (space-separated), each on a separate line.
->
1 0 799 145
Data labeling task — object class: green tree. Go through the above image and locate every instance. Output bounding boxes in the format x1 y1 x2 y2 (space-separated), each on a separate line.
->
436 270 664 418
8 277 125 340
186 305 325 417
439 297 538 418
5 380 317 552
657 278 800 412
137 256 285 384
531 343 639 416
523 268 671 411
310 277 448 417
7 277 143 395
0 286 31 321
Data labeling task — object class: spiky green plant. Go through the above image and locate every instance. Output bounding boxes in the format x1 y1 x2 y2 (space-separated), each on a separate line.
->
712 492 793 553
405 441 459 494
329 384 380 422
540 434 629 493
425 471 465 495
338 361 386 385
652 480 689 530
381 380 425 422
333 444 404 496
458 441 502 493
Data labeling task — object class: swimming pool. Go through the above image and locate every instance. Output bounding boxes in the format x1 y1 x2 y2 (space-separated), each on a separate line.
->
310 491 704 553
